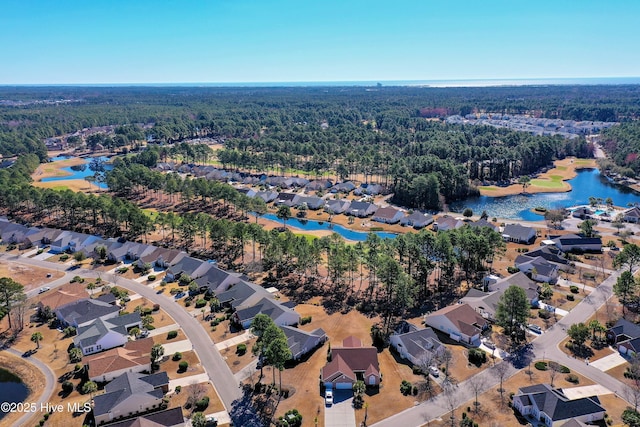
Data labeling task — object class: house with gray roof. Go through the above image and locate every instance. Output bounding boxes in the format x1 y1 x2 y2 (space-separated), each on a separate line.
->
607 318 640 356
274 192 301 207
233 297 300 329
389 322 444 366
165 256 212 282
137 247 187 270
56 298 121 328
331 181 356 194
236 187 257 198
297 196 325 210
468 219 499 232
623 206 640 223
551 234 602 252
281 325 327 361
513 383 605 426
93 371 169 425
346 201 378 217
216 281 273 310
515 255 560 283
325 199 351 214
488 271 541 304
100 407 185 427
433 215 464 232
305 179 333 192
74 312 142 356
0 222 29 245
503 223 537 244
256 190 278 203
194 265 245 294
400 212 434 229
521 245 569 267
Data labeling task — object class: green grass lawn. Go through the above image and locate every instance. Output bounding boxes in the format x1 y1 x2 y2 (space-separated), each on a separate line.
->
531 175 565 188
555 166 567 171
478 186 498 191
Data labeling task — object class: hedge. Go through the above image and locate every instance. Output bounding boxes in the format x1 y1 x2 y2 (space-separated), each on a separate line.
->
535 361 548 371
195 299 207 308
167 330 178 339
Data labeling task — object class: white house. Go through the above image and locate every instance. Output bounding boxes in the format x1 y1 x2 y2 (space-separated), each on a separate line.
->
281 325 327 361
56 298 121 328
86 338 153 382
74 312 142 356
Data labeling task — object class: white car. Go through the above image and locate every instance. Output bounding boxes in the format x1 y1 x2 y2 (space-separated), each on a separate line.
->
528 324 542 333
428 366 440 377
38 287 51 293
325 389 334 406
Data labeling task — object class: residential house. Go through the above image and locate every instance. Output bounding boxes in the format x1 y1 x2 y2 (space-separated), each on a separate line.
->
372 207 404 224
389 322 444 366
433 216 464 232
274 192 301 207
462 273 540 321
357 183 383 195
551 234 602 252
423 303 488 345
38 282 89 312
623 206 640 223
459 289 503 321
255 190 279 203
107 242 156 263
514 255 560 283
236 187 257 198
488 272 541 305
100 407 185 427
86 338 153 382
165 256 213 282
49 231 74 253
305 179 333 192
325 199 351 215
0 222 29 245
400 212 434 229
513 384 605 426
56 298 121 328
194 265 245 294
20 228 51 249
233 297 300 329
345 201 378 217
93 371 169 425
331 181 356 194
297 196 325 210
321 336 381 389
503 223 537 244
281 325 327 361
216 281 273 310
572 207 593 220
522 245 569 268
468 219 499 232
138 248 186 270
73 312 142 355
607 318 640 355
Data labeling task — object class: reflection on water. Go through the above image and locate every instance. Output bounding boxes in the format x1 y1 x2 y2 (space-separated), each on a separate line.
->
450 169 640 220
42 156 112 188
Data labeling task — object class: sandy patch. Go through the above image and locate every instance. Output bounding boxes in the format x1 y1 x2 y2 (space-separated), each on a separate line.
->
32 179 106 193
32 157 86 180
0 262 64 293
0 351 48 427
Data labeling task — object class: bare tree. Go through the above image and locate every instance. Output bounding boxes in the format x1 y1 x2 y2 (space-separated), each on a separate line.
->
185 381 206 412
625 356 640 411
443 383 460 427
440 348 454 386
493 362 511 406
468 374 487 414
10 297 27 334
548 361 560 387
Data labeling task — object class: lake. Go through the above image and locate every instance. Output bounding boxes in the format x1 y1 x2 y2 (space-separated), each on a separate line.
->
260 213 398 241
43 156 113 188
0 368 28 421
450 169 640 221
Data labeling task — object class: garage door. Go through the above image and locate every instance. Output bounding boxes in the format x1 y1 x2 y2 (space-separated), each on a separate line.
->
335 382 353 390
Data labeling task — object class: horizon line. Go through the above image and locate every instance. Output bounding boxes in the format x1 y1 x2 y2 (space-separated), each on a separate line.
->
2 76 640 88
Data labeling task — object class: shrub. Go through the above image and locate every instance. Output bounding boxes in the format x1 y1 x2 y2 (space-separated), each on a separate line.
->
152 304 160 312
559 365 570 374
61 381 74 393
507 266 519 274
237 343 247 355
567 294 575 301
300 316 312 325
60 254 69 261
195 299 207 308
538 309 552 319
175 385 181 393
148 275 156 281
569 285 579 294
178 361 189 372
195 396 209 412
400 380 413 395
566 373 579 383
535 361 548 371
468 348 487 366
141 307 153 316
173 352 182 361
167 330 178 339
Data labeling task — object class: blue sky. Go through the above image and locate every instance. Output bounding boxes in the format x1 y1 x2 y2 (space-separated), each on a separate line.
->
1 0 638 84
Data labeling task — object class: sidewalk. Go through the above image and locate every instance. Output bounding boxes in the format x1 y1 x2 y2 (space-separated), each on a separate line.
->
148 323 180 337
215 330 254 351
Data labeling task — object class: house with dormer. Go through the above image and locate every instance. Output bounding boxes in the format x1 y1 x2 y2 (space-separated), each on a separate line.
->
424 303 488 345
74 312 142 355
389 322 444 366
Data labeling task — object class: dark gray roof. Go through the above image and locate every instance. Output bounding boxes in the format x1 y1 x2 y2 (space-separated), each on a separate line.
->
503 223 536 242
93 372 168 416
490 272 540 300
96 293 117 304
73 313 140 348
167 256 211 278
524 245 569 264
235 297 298 324
57 298 120 326
400 212 434 227
516 384 604 422
392 326 443 360
101 407 185 427
468 219 498 231
281 325 326 359
216 281 271 308
194 265 237 290
609 318 640 341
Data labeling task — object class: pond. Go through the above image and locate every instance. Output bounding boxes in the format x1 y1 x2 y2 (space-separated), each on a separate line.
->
450 169 640 220
259 213 398 241
0 368 29 421
42 156 113 188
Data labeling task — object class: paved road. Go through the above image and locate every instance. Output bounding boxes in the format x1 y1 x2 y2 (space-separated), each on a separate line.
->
1 347 57 427
374 267 632 427
0 254 244 418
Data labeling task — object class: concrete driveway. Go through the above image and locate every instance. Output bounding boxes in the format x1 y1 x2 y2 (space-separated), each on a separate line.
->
325 390 356 427
590 352 627 371
562 384 612 399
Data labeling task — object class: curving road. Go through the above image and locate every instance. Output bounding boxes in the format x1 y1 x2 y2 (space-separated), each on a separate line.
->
0 254 243 416
0 347 57 427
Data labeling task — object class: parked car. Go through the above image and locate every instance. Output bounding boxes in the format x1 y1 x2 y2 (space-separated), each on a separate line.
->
174 292 186 299
38 287 51 293
325 389 334 406
428 366 440 377
139 330 150 338
528 324 542 333
482 339 496 350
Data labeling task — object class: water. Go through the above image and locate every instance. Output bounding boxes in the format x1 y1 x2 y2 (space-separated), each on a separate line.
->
42 156 113 188
0 368 28 421
450 169 640 220
260 213 397 241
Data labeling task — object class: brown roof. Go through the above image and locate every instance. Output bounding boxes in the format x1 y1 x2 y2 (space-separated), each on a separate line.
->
38 282 89 310
428 304 488 337
86 338 153 378
322 336 379 381
374 207 400 219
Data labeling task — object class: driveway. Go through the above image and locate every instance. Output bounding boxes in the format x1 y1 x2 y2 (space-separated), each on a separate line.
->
590 352 627 371
562 384 612 399
161 339 193 354
168 373 210 390
325 390 356 427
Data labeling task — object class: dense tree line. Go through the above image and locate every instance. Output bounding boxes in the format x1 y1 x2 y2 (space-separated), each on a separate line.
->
600 122 640 176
